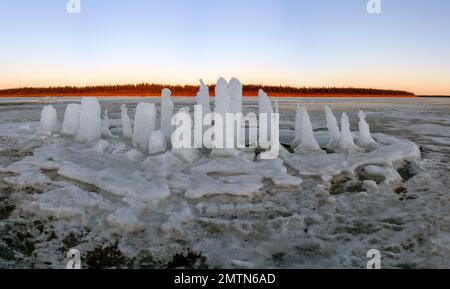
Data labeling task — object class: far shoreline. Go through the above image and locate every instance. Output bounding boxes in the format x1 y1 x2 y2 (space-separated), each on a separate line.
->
0 93 418 98
0 83 417 98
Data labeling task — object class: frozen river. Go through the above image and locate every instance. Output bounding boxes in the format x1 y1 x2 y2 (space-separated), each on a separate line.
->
1 97 450 269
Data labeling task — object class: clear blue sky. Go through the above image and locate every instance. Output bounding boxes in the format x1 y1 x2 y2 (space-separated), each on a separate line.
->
1 0 449 94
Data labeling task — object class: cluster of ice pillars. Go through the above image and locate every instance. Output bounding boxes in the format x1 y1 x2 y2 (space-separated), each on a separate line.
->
291 105 377 153
38 77 377 154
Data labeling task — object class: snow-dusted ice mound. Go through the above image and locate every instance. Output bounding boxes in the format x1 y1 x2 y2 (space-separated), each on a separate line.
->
358 110 377 147
120 104 133 139
37 105 57 136
61 104 80 136
132 102 156 149
101 110 114 138
292 106 323 153
337 112 360 153
324 105 340 150
196 79 211 116
229 77 243 114
75 98 102 142
160 88 174 143
2 88 448 269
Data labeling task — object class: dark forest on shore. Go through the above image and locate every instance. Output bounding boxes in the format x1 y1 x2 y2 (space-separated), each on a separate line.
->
0 83 416 97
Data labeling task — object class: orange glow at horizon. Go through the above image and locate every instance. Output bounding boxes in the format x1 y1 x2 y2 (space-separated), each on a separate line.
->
1 68 449 96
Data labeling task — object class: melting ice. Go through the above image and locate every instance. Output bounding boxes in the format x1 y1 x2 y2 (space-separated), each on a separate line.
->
0 77 428 269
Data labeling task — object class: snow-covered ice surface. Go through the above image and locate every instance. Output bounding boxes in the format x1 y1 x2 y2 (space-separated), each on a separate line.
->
1 97 450 269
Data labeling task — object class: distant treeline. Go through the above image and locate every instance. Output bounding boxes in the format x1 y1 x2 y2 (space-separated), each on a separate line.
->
0 83 415 97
